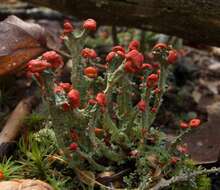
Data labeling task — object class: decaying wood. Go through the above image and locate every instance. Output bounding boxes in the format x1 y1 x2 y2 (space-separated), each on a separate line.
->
25 0 220 46
0 96 37 144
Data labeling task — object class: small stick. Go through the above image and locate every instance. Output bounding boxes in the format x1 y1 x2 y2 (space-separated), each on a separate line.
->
0 96 38 158
149 167 220 190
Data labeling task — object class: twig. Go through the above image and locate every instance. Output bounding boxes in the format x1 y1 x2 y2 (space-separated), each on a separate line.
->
149 167 220 190
0 96 38 144
0 96 38 159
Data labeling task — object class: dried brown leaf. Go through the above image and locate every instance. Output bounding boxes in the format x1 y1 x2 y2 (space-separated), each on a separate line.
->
0 15 47 75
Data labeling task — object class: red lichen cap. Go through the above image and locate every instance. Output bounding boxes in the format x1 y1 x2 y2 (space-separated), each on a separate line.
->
84 66 98 78
81 48 97 59
96 92 107 107
88 99 97 105
124 60 136 73
167 50 178 64
142 63 153 70
68 89 80 108
106 51 117 62
124 50 144 73
146 74 158 88
137 99 146 112
27 59 52 73
69 143 78 151
154 88 161 95
53 86 64 94
83 19 97 31
42 51 64 68
62 102 70 112
112 45 125 54
170 156 180 164
189 118 201 128
151 107 157 113
63 20 74 34
128 40 140 50
180 121 189 129
59 82 73 92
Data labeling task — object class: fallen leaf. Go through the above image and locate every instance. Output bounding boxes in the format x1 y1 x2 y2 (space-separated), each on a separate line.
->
0 15 47 75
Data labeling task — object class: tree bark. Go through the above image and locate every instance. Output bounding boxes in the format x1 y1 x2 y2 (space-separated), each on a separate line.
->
24 0 220 46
